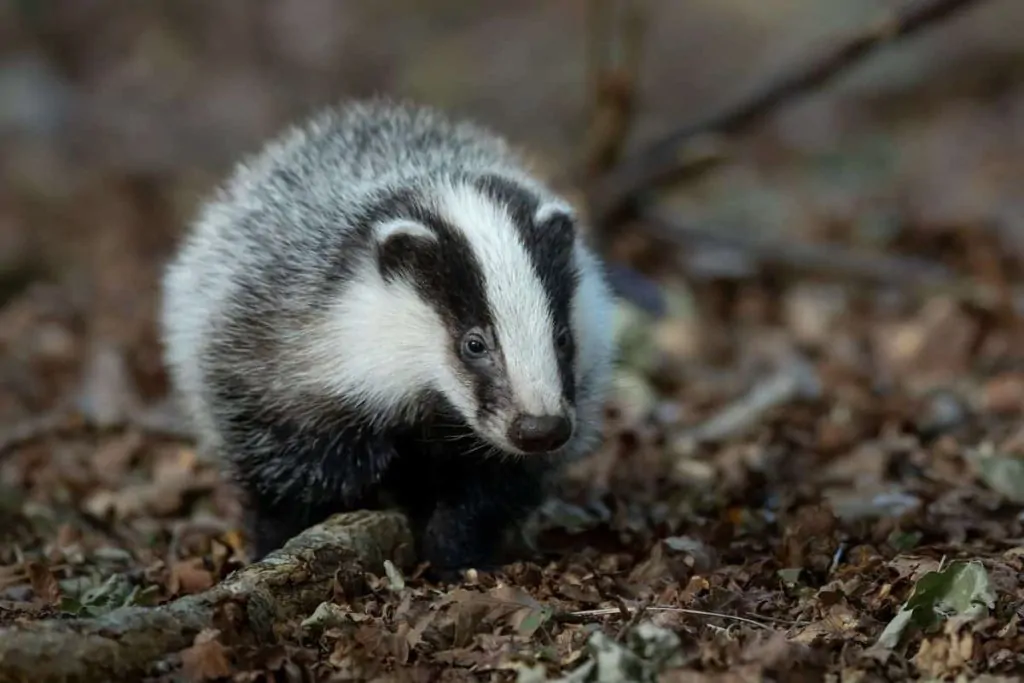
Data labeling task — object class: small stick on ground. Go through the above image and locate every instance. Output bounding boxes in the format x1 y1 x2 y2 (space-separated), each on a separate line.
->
0 510 415 683
677 355 822 447
589 0 994 229
0 401 192 458
614 596 650 641
571 605 773 631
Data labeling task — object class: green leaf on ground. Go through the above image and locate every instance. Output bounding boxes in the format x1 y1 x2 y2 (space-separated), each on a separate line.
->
876 560 996 649
518 621 689 683
777 567 803 585
58 572 156 616
974 452 1024 504
887 530 923 552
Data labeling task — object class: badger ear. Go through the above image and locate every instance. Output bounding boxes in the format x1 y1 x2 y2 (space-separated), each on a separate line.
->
372 219 438 282
534 202 577 234
531 202 578 256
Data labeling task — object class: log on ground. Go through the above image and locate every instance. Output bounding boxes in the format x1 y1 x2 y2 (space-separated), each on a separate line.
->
0 510 415 683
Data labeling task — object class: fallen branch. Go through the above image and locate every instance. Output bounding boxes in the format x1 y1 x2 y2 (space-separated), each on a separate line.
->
0 510 414 683
641 205 954 288
0 401 192 458
675 354 822 447
588 0 993 229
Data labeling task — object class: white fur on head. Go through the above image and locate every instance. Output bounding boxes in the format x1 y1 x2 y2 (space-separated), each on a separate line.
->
434 181 566 420
300 225 448 426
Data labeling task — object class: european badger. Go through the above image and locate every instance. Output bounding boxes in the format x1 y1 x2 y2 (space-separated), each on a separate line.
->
160 99 617 580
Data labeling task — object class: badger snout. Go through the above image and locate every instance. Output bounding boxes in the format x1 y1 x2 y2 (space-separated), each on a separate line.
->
508 413 573 453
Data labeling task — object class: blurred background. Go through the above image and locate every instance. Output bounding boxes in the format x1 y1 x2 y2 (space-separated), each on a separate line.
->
2 0 1023 411
3 1 1024 677
2 0 1023 477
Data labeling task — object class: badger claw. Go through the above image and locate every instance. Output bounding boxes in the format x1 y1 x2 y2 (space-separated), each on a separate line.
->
422 563 503 585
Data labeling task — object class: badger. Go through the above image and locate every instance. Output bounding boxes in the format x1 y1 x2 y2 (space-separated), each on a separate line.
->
159 98 617 580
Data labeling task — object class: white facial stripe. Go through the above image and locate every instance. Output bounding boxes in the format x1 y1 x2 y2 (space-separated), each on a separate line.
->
373 218 437 244
299 262 460 421
435 181 565 416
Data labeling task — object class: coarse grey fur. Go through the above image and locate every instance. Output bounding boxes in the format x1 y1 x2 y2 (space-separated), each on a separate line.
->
160 97 617 577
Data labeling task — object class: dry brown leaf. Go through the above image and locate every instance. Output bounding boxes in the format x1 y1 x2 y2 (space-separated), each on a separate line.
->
780 504 839 571
169 557 215 596
389 622 412 665
405 612 434 653
982 373 1024 415
629 541 674 585
791 620 832 646
180 628 233 682
887 556 944 583
872 298 976 387
913 623 976 679
25 561 60 606
89 431 145 484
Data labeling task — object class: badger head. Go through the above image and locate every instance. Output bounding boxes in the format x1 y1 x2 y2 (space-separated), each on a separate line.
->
311 173 602 456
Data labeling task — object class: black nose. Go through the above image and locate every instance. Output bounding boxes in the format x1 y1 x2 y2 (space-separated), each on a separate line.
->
508 414 573 453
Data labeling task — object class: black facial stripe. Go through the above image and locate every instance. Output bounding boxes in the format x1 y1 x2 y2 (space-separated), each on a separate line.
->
472 174 539 230
356 185 507 420
354 187 491 328
473 174 579 404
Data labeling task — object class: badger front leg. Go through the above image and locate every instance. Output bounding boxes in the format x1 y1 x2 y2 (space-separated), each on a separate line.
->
417 456 549 581
219 410 400 560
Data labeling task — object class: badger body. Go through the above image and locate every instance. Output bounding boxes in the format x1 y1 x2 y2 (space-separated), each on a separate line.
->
160 99 616 578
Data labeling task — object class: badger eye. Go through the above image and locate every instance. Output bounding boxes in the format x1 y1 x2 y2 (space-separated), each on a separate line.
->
555 329 571 350
461 332 489 360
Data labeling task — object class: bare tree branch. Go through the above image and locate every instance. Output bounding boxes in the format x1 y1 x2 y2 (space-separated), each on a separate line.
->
580 0 648 181
588 0 993 230
641 205 954 288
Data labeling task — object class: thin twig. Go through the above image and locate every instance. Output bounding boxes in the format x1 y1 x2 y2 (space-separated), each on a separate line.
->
570 605 773 630
580 0 648 181
614 597 650 641
0 403 192 458
588 0 993 229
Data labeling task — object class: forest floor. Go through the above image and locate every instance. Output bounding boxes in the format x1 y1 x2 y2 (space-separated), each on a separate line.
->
2 237 1024 682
